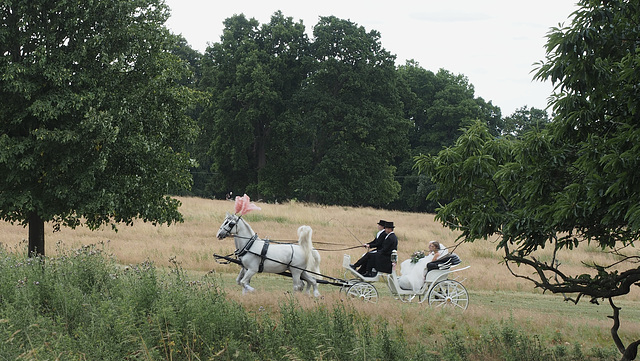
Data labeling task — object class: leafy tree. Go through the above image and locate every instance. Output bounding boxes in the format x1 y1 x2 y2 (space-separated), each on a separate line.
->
0 0 198 256
199 14 261 198
501 106 550 136
473 95 502 136
417 1 640 359
170 34 203 87
167 36 215 199
294 16 409 206
253 13 313 201
393 61 501 212
200 12 309 200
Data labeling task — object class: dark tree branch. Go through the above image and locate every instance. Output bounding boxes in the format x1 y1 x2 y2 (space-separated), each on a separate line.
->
609 298 625 354
503 251 640 360
504 252 640 300
608 298 640 361
622 340 640 361
605 254 640 269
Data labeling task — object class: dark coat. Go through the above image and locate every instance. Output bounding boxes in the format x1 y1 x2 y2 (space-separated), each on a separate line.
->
367 230 387 249
372 231 398 273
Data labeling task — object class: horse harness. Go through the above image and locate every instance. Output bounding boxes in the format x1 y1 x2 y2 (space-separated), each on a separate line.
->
235 233 295 273
234 233 257 257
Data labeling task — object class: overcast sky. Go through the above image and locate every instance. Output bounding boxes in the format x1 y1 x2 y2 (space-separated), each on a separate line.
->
164 0 579 116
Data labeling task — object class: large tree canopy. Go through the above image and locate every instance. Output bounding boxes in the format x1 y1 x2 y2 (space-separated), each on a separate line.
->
392 61 502 212
293 16 409 206
417 1 639 359
190 12 523 209
200 14 409 206
0 0 198 256
200 12 310 200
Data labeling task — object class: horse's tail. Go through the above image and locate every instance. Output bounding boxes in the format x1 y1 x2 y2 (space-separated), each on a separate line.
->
297 225 320 274
310 249 321 276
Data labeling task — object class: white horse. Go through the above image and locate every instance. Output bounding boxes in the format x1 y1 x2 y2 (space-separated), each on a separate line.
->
216 212 321 297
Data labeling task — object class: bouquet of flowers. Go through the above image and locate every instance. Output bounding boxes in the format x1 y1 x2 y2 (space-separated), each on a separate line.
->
410 250 426 263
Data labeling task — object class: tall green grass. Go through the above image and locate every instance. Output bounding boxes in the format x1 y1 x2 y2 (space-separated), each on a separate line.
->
0 243 619 360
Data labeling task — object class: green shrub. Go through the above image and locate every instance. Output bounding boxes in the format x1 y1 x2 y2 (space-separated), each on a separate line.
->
439 318 619 361
0 243 621 360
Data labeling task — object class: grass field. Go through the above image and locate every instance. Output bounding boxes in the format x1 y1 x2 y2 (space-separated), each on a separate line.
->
1 196 638 350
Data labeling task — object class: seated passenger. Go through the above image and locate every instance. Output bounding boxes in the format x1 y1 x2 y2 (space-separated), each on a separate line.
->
398 241 446 290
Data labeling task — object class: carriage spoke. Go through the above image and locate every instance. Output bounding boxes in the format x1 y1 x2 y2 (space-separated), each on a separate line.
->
427 280 469 310
347 282 379 303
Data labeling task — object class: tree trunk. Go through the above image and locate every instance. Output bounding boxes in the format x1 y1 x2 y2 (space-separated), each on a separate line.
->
256 125 268 171
28 212 45 257
609 298 639 361
621 339 639 361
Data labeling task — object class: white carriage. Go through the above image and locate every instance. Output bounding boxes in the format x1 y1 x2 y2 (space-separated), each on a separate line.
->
215 195 469 306
340 250 470 309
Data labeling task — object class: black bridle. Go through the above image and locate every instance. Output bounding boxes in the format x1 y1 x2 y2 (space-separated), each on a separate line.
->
219 215 239 237
219 214 253 241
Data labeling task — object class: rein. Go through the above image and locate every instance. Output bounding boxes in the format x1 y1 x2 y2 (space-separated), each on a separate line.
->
252 238 363 252
313 245 363 251
213 252 348 286
236 248 327 280
223 215 362 252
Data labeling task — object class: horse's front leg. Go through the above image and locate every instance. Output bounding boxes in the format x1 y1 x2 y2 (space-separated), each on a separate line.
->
236 268 246 285
240 268 257 294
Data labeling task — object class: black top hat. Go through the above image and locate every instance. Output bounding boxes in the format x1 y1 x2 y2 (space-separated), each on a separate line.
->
384 221 395 229
377 220 386 226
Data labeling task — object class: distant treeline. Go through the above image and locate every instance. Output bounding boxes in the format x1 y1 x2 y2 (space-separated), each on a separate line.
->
173 13 550 212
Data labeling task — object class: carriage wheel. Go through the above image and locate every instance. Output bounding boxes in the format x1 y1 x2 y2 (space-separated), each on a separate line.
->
427 280 469 310
339 279 361 294
347 282 378 303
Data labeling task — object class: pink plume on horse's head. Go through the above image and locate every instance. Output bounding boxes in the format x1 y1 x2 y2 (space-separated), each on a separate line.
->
234 195 243 214
234 194 261 215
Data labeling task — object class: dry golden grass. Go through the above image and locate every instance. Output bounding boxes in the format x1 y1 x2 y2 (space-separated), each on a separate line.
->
1 196 639 347
1 196 632 294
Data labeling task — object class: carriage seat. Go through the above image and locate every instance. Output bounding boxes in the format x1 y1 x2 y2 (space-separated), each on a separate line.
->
426 253 461 272
343 254 352 269
437 253 461 269
343 254 383 281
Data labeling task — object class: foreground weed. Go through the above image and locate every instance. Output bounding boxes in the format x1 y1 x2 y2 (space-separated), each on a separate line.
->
439 318 619 361
0 243 623 360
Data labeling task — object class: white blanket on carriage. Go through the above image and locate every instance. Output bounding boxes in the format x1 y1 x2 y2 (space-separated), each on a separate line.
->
398 245 448 291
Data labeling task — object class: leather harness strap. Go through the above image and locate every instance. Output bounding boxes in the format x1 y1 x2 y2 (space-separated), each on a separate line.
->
258 240 269 273
235 233 258 257
236 235 298 274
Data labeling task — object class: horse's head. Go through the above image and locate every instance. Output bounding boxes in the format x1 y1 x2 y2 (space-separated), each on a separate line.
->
217 212 239 239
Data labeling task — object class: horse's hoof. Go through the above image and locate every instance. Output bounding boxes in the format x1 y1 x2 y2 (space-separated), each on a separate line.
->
242 285 255 294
